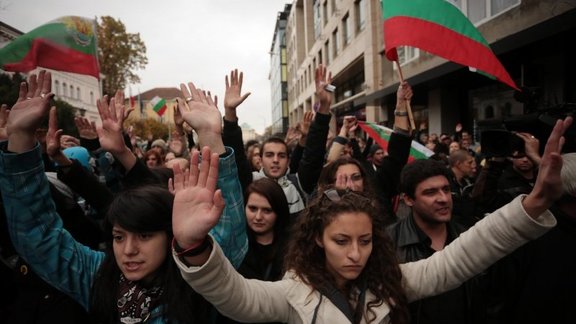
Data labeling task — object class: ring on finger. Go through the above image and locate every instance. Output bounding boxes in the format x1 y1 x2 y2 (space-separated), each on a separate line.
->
40 93 46 99
185 96 193 103
26 96 32 100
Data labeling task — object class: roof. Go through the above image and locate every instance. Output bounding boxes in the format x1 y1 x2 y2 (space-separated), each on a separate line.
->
139 87 181 101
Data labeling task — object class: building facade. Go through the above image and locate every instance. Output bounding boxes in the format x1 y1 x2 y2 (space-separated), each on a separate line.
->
282 0 576 141
270 4 292 136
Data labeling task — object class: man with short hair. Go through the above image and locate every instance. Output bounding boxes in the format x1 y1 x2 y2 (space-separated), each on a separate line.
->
387 159 493 324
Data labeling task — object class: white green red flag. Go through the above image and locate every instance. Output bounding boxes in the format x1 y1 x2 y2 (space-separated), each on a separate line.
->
0 16 99 78
381 0 519 91
150 96 167 116
358 121 434 161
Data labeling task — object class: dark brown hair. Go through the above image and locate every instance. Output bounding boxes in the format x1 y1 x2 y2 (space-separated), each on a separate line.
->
284 189 409 323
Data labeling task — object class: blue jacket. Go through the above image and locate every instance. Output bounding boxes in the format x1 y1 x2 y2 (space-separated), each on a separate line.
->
0 142 247 322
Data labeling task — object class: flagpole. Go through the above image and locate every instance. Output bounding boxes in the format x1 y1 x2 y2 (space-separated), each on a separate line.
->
93 16 103 97
394 60 416 131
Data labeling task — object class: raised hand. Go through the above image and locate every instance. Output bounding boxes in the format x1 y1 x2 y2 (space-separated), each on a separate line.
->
96 91 126 155
0 104 9 140
523 116 573 218
178 82 225 154
314 64 333 114
516 132 541 165
170 146 225 249
224 69 251 121
299 111 314 138
6 70 54 153
396 81 413 103
74 116 98 140
46 107 64 158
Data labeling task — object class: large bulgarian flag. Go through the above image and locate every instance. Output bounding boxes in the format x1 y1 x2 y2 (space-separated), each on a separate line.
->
150 96 167 116
0 16 99 79
382 0 519 91
358 121 434 162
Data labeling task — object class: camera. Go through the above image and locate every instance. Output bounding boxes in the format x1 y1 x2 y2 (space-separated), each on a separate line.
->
480 129 525 158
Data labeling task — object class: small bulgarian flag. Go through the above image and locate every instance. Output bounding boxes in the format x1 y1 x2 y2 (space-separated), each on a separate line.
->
358 121 434 162
150 96 167 116
0 16 99 79
381 0 519 91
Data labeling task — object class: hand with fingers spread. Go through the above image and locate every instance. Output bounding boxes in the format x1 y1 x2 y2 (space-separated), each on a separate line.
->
96 90 137 170
314 64 333 114
178 82 225 154
224 69 251 121
6 70 54 153
340 116 357 138
523 116 573 218
0 104 9 140
74 116 98 140
170 146 224 254
96 91 127 155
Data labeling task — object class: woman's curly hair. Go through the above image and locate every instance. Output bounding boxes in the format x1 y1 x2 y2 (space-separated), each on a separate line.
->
284 189 409 323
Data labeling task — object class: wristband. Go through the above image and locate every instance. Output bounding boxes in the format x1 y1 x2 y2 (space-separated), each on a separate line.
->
394 110 408 117
172 237 210 257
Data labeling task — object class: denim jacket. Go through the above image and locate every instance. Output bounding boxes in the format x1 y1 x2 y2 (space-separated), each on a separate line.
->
0 142 247 322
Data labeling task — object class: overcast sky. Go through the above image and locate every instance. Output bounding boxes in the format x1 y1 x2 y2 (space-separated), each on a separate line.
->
0 0 291 133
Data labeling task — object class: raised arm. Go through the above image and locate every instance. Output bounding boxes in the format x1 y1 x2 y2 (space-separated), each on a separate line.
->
0 70 104 309
176 81 248 267
297 65 333 194
401 116 572 301
222 69 253 190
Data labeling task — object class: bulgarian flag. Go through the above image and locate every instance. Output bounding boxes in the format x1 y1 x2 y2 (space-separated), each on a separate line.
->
0 16 99 79
358 121 434 162
150 96 167 116
382 0 519 91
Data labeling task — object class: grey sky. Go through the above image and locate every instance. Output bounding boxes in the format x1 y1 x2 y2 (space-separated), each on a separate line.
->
0 0 291 133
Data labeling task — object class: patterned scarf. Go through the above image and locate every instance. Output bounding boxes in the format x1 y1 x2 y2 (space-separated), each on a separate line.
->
252 169 305 213
117 274 164 323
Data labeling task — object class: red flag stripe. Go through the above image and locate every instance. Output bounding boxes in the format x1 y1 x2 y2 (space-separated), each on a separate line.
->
384 16 519 91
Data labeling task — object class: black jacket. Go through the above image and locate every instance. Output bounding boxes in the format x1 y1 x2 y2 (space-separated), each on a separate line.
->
387 214 494 324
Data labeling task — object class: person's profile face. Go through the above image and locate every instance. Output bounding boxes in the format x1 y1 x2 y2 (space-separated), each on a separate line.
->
112 225 168 282
316 211 372 290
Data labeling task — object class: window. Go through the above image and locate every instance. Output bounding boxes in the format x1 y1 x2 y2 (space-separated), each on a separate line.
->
397 46 420 65
331 0 336 15
355 0 366 32
325 41 330 64
54 80 60 96
448 0 520 24
333 28 339 57
77 87 81 100
313 0 322 39
62 83 67 97
319 48 323 65
342 13 352 46
323 1 328 26
70 85 74 98
90 91 94 104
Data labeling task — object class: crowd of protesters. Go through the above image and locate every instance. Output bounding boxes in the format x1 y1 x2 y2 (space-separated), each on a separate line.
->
0 66 574 324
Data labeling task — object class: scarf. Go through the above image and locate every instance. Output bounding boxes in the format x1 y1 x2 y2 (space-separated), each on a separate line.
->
253 170 305 213
117 274 164 323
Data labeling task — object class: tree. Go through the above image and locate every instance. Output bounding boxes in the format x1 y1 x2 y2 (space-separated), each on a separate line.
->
126 118 169 142
97 16 147 96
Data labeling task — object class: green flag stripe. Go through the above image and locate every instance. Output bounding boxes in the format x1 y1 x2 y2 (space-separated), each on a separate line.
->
382 0 489 47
